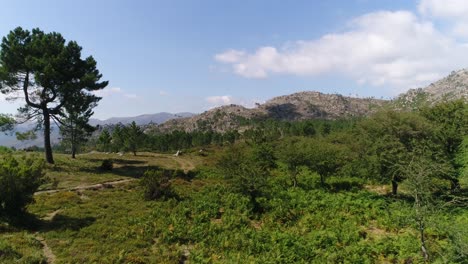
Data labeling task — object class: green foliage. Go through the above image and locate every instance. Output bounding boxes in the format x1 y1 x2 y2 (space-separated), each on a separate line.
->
97 129 112 152
218 144 272 212
123 121 144 155
358 110 446 194
59 92 98 158
278 137 310 187
307 138 349 186
0 114 14 132
140 169 174 200
0 27 108 163
15 130 37 141
111 125 125 152
0 155 45 213
0 146 12 154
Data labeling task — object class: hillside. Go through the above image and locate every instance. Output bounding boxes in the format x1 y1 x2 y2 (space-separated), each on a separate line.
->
394 69 468 109
155 92 385 133
156 69 468 133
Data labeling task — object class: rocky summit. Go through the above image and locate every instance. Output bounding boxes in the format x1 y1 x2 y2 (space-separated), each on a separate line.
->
155 91 385 133
155 69 468 133
394 69 468 110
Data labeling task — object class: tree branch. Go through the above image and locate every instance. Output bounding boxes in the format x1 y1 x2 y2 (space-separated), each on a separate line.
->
23 71 41 109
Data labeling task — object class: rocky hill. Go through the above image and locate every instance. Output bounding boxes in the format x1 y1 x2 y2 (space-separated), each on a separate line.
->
394 69 468 109
155 92 385 133
155 69 468 133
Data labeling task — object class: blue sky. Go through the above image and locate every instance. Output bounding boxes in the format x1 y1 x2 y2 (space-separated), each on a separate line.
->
1 0 467 119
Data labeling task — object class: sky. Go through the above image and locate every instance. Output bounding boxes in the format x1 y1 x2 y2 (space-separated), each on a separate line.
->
1 0 468 119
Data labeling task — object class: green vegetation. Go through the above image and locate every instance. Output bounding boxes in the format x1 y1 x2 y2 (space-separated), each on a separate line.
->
0 154 45 213
0 27 107 164
0 101 466 263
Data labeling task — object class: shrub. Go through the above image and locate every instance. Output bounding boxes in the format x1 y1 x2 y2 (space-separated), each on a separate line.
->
99 159 113 171
140 169 174 200
0 146 12 154
0 155 45 213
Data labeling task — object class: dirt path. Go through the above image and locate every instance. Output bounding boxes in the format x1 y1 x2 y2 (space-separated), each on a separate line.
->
42 209 62 221
36 235 56 264
35 210 61 264
34 179 135 196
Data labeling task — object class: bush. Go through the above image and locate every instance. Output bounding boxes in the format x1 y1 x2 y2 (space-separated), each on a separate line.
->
0 146 12 154
0 155 45 213
99 159 113 171
140 169 174 200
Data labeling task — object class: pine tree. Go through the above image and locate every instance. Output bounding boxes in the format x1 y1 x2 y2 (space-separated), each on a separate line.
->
123 121 144 156
0 27 108 163
59 94 98 158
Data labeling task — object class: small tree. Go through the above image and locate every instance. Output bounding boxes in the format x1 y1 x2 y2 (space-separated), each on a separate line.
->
359 111 438 195
307 139 347 187
0 155 45 214
218 145 271 213
140 169 174 200
278 138 309 187
123 121 144 156
97 129 112 152
59 94 97 158
111 124 125 152
402 149 453 263
422 100 468 191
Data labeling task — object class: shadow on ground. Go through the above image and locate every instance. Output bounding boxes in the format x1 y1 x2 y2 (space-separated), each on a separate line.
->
1 212 96 232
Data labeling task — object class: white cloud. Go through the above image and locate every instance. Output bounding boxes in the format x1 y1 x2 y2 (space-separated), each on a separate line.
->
92 87 122 97
124 93 138 99
418 0 468 18
93 87 139 99
214 50 246 63
205 95 262 109
159 90 168 96
206 95 233 106
215 9 468 92
419 0 468 38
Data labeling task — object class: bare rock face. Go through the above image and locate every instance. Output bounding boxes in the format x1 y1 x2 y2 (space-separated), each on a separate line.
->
395 69 468 109
152 68 467 133
259 92 384 120
154 91 385 133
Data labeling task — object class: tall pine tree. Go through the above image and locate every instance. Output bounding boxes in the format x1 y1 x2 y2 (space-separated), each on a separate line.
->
0 27 108 163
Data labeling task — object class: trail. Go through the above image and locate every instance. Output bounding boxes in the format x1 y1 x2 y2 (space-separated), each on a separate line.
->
35 209 61 264
36 235 56 264
34 179 135 196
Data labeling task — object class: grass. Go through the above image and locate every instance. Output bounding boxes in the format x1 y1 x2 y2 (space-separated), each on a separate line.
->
38 151 205 190
0 151 467 263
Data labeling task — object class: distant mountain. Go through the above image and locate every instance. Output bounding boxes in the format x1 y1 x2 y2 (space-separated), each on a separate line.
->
155 91 385 133
90 112 194 126
0 112 194 147
0 122 60 148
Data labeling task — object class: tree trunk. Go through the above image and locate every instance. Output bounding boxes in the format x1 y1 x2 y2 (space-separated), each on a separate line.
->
71 145 76 159
391 180 398 195
43 109 55 164
133 151 136 156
